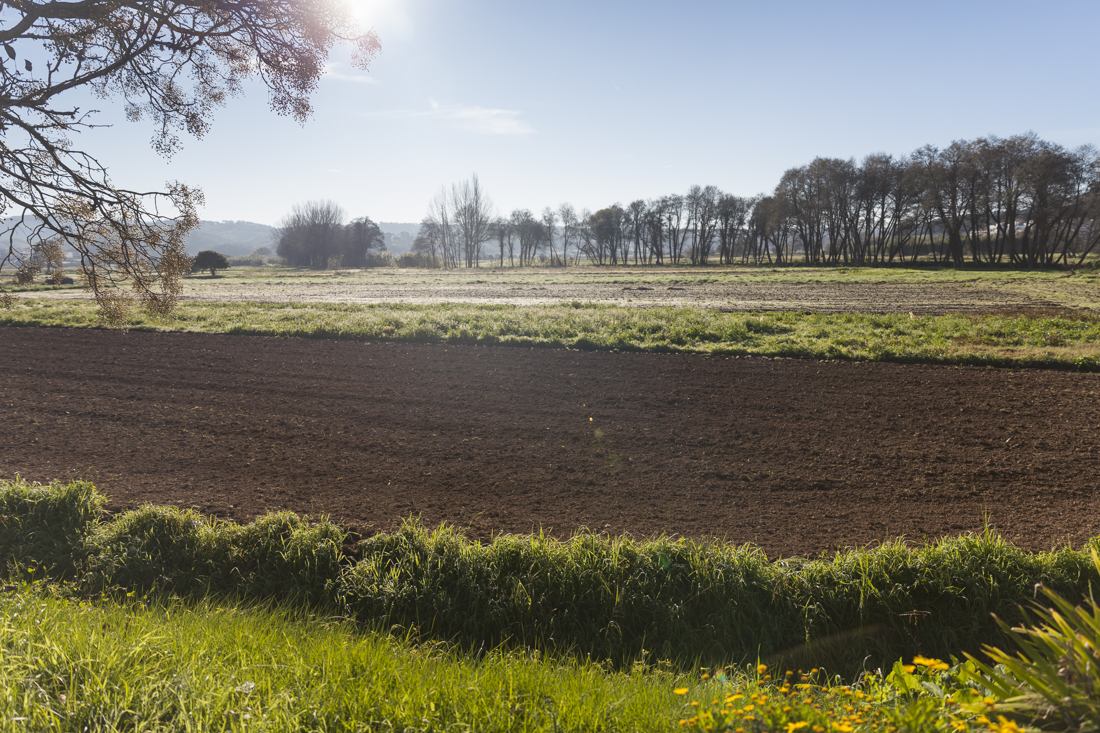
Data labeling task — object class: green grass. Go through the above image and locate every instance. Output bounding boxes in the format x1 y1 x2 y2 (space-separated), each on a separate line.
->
3 478 1098 730
3 478 1099 678
3 299 1099 370
0 585 689 732
0 582 1028 733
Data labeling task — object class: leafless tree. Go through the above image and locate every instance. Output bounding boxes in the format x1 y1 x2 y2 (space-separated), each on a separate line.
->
510 208 542 266
489 217 513 267
624 200 649 264
686 185 721 265
658 195 688 264
412 216 445 267
717 194 753 264
557 203 578 267
420 188 458 268
450 175 494 268
541 207 560 266
414 133 1099 272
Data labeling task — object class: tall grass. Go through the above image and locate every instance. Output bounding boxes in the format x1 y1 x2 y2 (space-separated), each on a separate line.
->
342 522 1099 672
83 505 345 606
0 477 102 578
3 478 1098 676
3 300 1099 370
0 585 686 732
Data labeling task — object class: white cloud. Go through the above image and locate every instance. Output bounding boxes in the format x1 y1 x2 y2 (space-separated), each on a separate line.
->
322 63 379 84
361 102 535 136
427 102 535 136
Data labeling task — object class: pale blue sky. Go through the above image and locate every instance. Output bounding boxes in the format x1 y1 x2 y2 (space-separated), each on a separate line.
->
77 0 1100 225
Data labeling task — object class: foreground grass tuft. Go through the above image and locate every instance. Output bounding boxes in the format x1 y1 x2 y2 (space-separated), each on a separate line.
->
0 477 102 577
3 299 1098 370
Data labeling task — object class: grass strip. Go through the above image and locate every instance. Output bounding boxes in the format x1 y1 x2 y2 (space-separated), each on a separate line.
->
0 584 687 732
2 478 1098 677
0 582 1025 733
3 299 1100 370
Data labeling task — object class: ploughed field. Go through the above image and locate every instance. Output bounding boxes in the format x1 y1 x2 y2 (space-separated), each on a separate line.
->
3 326 1099 557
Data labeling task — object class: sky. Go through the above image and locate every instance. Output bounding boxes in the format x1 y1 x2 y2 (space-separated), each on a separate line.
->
71 0 1100 226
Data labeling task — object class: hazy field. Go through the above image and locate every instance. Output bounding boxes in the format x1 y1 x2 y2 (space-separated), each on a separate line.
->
15 263 1100 312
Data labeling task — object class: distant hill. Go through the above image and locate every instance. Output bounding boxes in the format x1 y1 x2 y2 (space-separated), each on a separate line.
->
188 220 422 256
376 222 417 254
2 217 422 258
185 220 276 257
377 222 419 236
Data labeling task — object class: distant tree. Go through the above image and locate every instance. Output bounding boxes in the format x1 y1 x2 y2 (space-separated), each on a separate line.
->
489 217 513 267
685 185 721 265
557 203 579 267
585 208 619 265
191 250 230 277
510 209 542 266
716 194 754 265
658 195 689 264
253 247 273 259
413 216 444 265
542 207 560 265
276 201 346 268
624 200 648 264
450 175 495 267
343 217 386 267
420 189 459 268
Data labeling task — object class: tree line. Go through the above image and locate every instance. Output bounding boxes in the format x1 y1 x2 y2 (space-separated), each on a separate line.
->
412 134 1100 269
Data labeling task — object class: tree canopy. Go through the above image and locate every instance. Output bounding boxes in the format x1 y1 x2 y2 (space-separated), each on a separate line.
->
0 0 379 319
275 201 386 268
191 250 230 277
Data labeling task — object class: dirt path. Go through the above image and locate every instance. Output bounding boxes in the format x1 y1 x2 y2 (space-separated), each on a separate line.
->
3 326 1099 557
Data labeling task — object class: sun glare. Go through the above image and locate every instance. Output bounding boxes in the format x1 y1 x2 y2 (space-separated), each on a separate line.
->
344 0 403 27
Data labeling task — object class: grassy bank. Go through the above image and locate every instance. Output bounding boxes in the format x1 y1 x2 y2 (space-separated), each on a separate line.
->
0 585 686 732
3 478 1098 677
3 299 1099 370
0 582 1042 733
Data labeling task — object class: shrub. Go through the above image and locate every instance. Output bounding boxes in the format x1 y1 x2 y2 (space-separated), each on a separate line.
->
227 254 266 267
360 252 394 269
396 252 441 269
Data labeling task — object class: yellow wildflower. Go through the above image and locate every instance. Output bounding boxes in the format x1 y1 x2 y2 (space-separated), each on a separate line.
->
988 716 1022 733
912 655 949 671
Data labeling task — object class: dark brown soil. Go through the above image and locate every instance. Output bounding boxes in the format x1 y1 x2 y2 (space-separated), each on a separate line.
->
3 326 1099 558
